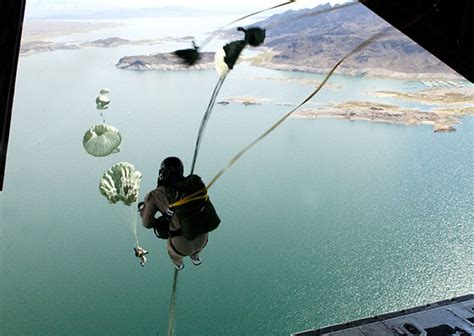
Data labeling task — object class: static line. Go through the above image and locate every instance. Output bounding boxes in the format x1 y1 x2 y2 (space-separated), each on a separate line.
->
190 74 227 174
129 205 139 247
167 269 179 336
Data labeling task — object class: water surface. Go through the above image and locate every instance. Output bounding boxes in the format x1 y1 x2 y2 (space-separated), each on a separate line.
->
1 17 473 336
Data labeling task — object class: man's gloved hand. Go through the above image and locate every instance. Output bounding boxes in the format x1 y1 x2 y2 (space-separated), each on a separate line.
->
152 209 175 239
153 215 171 239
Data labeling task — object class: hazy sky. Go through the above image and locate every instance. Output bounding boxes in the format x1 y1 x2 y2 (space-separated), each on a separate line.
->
26 0 354 18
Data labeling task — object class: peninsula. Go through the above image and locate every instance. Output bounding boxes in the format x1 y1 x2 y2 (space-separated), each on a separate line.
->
291 101 462 132
20 35 195 56
216 92 473 132
116 52 214 71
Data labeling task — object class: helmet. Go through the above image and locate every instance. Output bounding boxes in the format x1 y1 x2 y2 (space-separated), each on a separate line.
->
158 157 184 186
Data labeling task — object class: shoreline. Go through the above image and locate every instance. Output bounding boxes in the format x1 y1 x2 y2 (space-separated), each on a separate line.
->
20 21 465 82
21 20 124 42
246 49 464 81
218 97 472 132
290 101 466 132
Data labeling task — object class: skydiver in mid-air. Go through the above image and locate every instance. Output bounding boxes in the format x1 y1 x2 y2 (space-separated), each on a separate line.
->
138 157 220 270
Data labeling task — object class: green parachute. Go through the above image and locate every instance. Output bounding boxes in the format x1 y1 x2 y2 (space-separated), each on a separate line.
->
99 162 141 206
96 94 110 110
83 124 121 157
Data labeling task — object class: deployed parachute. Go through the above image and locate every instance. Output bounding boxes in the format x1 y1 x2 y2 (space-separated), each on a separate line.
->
173 41 200 66
214 27 265 77
95 89 111 123
214 40 247 77
99 162 142 206
96 95 110 110
83 124 121 157
173 0 286 66
99 162 146 266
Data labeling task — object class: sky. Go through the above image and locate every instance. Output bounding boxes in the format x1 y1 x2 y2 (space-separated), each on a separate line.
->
25 0 354 19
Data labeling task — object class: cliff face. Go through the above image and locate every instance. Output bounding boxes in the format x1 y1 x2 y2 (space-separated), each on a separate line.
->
247 3 456 76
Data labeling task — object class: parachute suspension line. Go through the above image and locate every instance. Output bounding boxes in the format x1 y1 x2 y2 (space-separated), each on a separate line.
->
206 28 391 190
109 206 138 246
190 74 227 175
129 206 139 248
167 269 179 336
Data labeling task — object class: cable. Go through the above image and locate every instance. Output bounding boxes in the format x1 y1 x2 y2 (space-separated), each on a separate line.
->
190 75 227 174
167 269 179 336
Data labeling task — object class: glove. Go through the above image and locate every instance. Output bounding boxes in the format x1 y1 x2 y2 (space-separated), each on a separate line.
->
152 209 174 239
153 216 171 239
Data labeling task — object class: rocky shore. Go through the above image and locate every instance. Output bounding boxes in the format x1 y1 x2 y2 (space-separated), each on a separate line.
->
218 96 273 106
374 87 474 106
216 95 472 133
291 101 464 132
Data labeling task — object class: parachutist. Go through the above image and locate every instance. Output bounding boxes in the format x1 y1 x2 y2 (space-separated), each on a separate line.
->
134 246 149 267
140 157 220 270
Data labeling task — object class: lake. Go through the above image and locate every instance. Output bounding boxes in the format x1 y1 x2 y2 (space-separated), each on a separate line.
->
1 16 473 336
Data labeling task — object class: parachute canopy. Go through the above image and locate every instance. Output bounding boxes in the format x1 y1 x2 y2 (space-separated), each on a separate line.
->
174 41 200 66
99 88 110 95
99 162 142 206
215 40 247 77
83 124 121 157
238 27 265 47
96 95 110 110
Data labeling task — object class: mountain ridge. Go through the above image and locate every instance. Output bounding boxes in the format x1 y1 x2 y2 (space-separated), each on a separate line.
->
242 3 458 78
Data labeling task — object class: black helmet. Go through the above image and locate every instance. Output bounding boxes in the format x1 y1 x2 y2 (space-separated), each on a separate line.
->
158 157 184 186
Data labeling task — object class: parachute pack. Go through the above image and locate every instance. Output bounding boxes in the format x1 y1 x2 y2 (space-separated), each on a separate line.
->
167 175 220 241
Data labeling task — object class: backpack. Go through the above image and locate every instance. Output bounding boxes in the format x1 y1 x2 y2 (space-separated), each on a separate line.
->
166 174 220 240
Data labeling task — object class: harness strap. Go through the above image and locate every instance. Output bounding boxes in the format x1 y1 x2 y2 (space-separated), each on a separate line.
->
169 229 183 238
169 188 208 208
169 239 186 257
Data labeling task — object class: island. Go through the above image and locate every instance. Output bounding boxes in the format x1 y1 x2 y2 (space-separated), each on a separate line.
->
291 101 462 132
20 28 195 56
116 52 215 71
20 14 471 133
218 96 273 105
215 96 473 133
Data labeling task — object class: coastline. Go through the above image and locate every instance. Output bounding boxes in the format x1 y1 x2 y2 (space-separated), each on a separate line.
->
20 20 464 82
290 101 466 132
218 97 473 132
21 20 124 42
20 20 472 133
246 49 464 81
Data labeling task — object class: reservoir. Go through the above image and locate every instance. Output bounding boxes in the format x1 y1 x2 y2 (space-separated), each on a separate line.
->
1 16 473 336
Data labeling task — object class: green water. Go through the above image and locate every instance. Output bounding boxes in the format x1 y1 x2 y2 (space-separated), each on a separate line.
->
1 23 473 335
